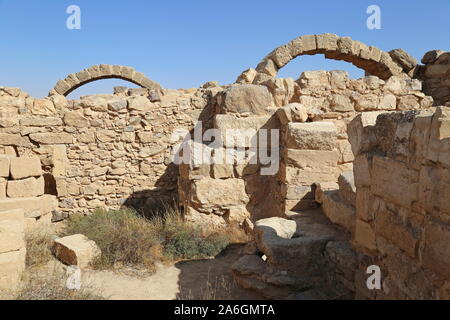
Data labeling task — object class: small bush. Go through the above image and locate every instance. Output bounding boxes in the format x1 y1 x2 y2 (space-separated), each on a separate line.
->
25 226 56 268
163 222 229 260
63 206 249 271
64 208 162 270
15 269 104 300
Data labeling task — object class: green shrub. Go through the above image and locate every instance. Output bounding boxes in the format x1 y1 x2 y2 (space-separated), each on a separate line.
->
163 222 230 260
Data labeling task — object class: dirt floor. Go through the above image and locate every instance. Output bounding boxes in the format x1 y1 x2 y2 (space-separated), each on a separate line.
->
77 244 264 300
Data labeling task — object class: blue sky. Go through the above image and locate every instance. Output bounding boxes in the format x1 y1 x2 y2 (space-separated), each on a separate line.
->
0 0 449 98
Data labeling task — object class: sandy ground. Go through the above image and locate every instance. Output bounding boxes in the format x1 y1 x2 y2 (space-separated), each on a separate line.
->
81 244 264 300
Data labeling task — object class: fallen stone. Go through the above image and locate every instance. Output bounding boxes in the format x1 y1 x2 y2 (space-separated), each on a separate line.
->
53 234 101 269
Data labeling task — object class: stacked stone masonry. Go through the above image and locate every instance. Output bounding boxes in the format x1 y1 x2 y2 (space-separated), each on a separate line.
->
0 34 449 299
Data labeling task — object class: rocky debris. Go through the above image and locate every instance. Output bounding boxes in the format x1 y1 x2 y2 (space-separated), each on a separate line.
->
53 234 101 269
232 254 312 299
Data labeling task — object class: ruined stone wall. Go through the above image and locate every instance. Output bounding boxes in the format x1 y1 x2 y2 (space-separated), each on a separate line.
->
419 50 450 106
179 70 434 227
349 107 450 299
0 84 214 217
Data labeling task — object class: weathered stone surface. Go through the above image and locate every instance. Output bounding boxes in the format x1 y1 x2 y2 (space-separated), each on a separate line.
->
7 176 44 198
286 122 337 150
338 171 356 207
389 49 418 72
285 150 338 186
0 134 32 147
277 103 308 124
354 219 376 251
421 50 444 64
0 249 26 292
255 217 297 240
20 116 62 127
422 221 450 278
9 156 42 179
319 190 355 233
128 96 152 111
0 156 10 177
220 84 273 115
63 111 90 127
29 133 74 144
53 234 101 268
0 195 57 217
190 178 249 210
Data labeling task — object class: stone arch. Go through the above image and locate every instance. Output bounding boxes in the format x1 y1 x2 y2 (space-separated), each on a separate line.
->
49 64 162 96
239 33 411 84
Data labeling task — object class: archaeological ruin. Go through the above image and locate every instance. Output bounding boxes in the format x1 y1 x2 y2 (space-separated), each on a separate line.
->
0 33 449 299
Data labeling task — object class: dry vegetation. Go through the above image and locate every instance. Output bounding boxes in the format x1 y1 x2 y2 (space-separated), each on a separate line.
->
63 205 250 272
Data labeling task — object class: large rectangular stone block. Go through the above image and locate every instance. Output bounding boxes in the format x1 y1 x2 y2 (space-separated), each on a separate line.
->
375 204 418 258
6 176 44 198
0 249 26 292
286 122 337 150
284 149 338 185
371 156 419 208
321 190 355 233
0 219 25 254
418 165 450 218
0 195 57 216
423 220 450 278
9 156 42 180
29 133 74 144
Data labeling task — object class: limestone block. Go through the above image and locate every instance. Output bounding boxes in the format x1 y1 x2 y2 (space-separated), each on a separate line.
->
29 133 74 144
254 217 297 240
9 156 42 179
316 33 338 51
63 111 90 127
269 45 293 68
219 84 273 115
255 59 278 77
289 34 317 56
226 206 250 223
337 139 354 164
7 177 44 198
423 221 450 278
347 111 384 156
355 187 375 222
190 178 249 210
338 171 356 207
277 103 308 125
320 190 355 234
52 145 68 177
0 134 33 147
418 166 450 217
354 219 376 251
330 94 354 112
213 114 278 148
211 164 234 179
0 195 57 217
375 204 418 258
389 49 418 72
20 116 62 127
80 95 108 111
0 249 26 292
371 156 419 208
32 99 56 115
0 219 25 254
284 149 339 185
0 156 10 177
236 68 257 84
53 234 101 269
286 122 337 150
128 96 152 112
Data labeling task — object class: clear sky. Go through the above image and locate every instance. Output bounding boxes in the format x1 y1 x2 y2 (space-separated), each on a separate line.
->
0 0 449 98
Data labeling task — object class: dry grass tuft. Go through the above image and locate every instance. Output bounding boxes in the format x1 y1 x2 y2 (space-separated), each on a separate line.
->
14 268 105 300
25 226 57 268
